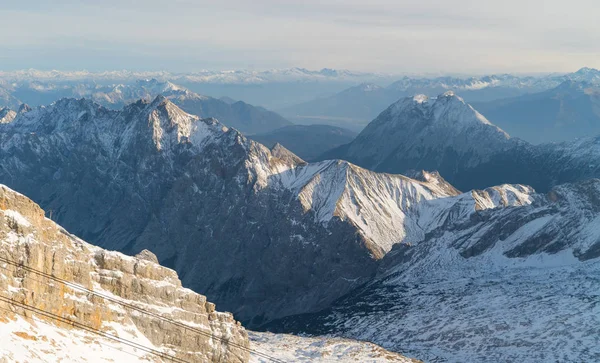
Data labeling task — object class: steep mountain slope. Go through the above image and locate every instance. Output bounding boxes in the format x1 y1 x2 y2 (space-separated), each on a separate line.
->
250 125 357 161
1 97 522 325
322 92 520 189
265 179 600 362
473 80 600 144
0 184 250 362
323 92 600 192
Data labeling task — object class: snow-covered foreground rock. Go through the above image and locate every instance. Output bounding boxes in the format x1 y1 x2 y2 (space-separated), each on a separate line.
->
0 184 250 362
266 179 600 362
0 314 174 363
249 332 421 363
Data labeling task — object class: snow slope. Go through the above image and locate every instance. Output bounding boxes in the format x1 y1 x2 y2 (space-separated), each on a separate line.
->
249 332 421 363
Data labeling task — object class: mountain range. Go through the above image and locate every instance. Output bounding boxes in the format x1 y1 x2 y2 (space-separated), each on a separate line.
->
280 67 600 133
1 79 292 134
0 96 471 325
2 91 600 362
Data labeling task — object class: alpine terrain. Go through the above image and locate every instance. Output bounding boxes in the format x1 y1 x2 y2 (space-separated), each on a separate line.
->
0 96 494 325
265 178 600 362
2 95 600 362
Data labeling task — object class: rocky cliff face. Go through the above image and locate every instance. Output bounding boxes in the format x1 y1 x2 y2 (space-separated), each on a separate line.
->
0 184 249 362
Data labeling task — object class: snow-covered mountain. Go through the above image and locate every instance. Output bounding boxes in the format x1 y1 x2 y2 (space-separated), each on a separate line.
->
3 95 600 362
264 178 600 362
473 80 600 144
1 97 523 325
323 91 600 192
0 85 21 110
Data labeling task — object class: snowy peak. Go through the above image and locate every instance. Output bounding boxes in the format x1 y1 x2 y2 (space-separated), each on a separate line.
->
142 95 200 150
274 159 465 256
388 92 500 130
570 67 600 81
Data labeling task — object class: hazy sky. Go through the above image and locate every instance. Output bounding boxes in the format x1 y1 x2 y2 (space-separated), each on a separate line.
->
1 0 599 74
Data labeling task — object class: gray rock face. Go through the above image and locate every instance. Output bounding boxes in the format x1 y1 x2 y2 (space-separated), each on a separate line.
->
264 179 600 362
0 184 250 362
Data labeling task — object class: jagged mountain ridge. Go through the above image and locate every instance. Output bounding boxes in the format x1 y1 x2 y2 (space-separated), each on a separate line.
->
0 183 418 363
264 178 600 362
0 96 536 325
2 79 292 134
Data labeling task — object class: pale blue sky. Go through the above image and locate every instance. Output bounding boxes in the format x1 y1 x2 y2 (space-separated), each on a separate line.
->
1 0 599 73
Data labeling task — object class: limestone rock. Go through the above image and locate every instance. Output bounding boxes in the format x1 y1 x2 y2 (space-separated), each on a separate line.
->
0 184 250 363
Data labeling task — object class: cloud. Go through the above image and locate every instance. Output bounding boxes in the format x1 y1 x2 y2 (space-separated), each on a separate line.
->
1 0 599 73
